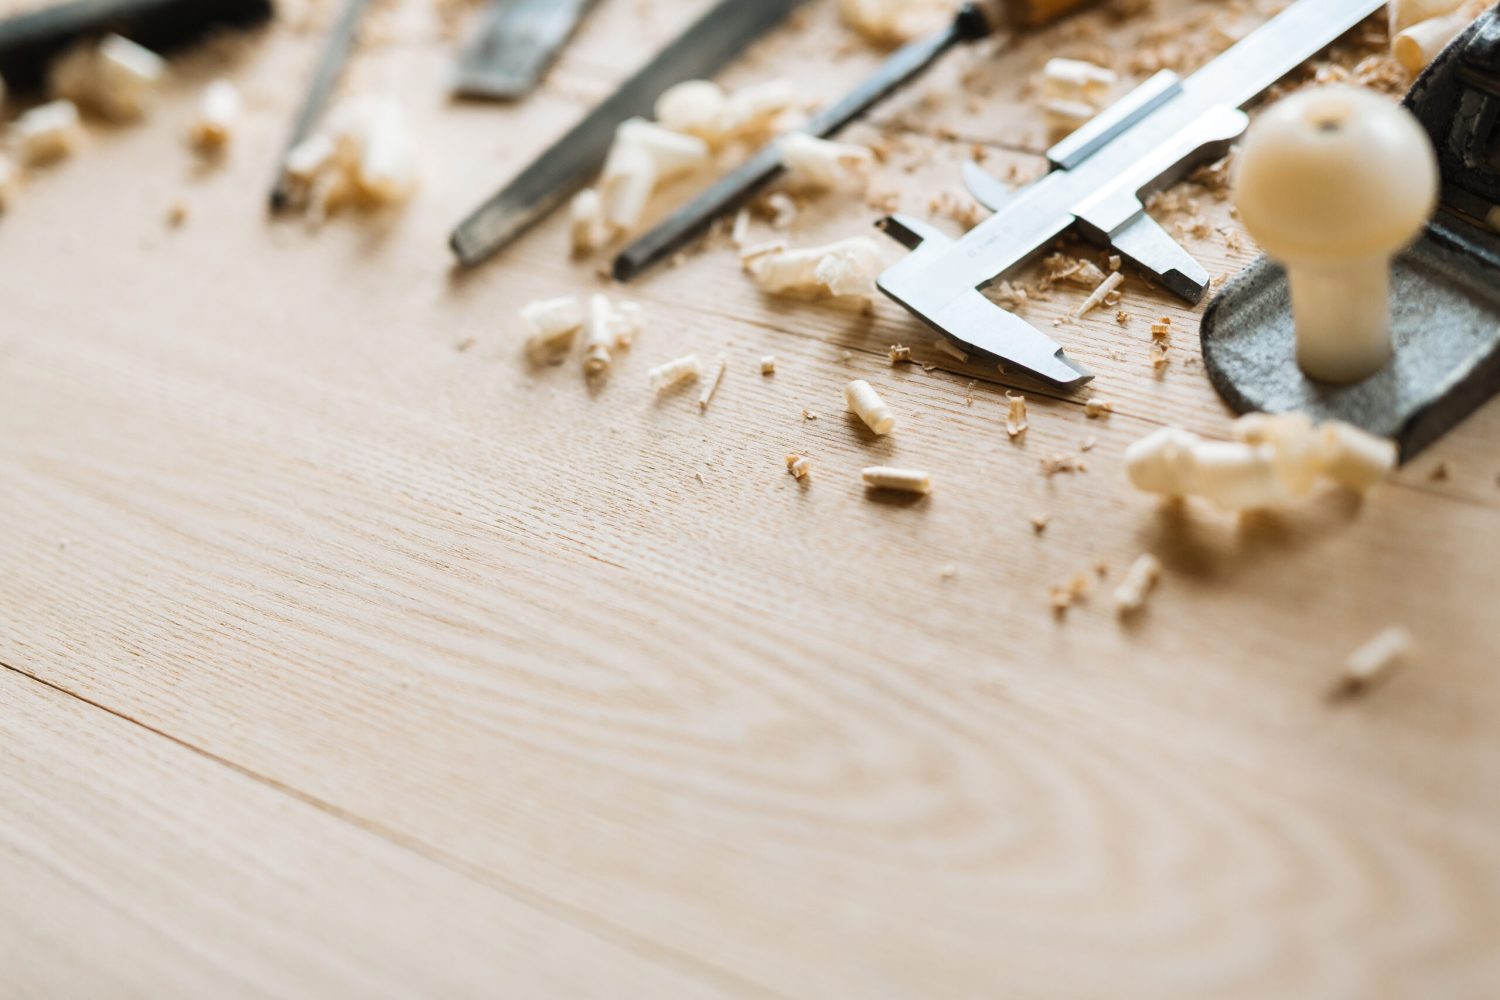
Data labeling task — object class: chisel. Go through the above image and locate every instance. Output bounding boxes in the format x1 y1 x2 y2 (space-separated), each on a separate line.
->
449 0 809 268
612 0 1094 282
452 0 602 101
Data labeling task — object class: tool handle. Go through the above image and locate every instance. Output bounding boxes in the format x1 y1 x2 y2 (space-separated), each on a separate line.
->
1007 0 1094 28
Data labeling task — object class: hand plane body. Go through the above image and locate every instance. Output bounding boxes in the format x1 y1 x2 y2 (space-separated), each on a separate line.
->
1202 4 1500 459
875 0 1386 389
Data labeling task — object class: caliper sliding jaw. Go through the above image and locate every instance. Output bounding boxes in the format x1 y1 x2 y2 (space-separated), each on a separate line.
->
873 0 1387 390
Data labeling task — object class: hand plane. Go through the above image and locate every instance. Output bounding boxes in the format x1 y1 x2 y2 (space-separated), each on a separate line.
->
874 0 1386 390
1202 4 1500 459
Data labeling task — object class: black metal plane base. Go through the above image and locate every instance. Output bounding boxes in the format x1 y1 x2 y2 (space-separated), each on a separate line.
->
1201 5 1500 461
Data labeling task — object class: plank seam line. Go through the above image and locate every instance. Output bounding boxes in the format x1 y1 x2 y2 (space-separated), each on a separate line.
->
0 658 787 1000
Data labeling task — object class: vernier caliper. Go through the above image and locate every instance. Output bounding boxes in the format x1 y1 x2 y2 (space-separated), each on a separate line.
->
874 0 1386 390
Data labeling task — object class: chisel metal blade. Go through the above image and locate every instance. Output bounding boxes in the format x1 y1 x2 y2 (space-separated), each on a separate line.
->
449 0 810 268
452 0 600 101
0 0 272 93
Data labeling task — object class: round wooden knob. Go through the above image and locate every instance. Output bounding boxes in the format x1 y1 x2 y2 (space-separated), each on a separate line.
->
1235 86 1438 384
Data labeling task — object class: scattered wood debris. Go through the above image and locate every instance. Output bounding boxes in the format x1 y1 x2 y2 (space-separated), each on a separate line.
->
1006 392 1029 439
933 339 968 363
779 132 874 191
862 466 931 494
746 237 883 298
839 0 952 45
166 201 188 228
1048 571 1092 617
845 379 895 435
698 355 727 411
940 563 958 580
594 118 709 235
188 79 241 153
15 100 82 166
760 355 777 375
764 191 799 229
648 354 701 392
888 344 912 365
1126 416 1397 510
1429 461 1451 482
1085 398 1114 419
281 96 418 217
1076 271 1123 318
655 78 798 148
1044 252 1107 288
1030 514 1050 534
522 296 585 364
1334 626 1414 698
1042 452 1085 477
1113 553 1162 616
570 188 607 254
802 408 819 421
785 452 812 480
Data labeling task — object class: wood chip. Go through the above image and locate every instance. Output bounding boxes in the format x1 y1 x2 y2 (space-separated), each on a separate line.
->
1006 392 1028 439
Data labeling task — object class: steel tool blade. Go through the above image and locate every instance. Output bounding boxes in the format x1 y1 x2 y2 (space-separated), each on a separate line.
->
449 0 809 267
452 0 600 101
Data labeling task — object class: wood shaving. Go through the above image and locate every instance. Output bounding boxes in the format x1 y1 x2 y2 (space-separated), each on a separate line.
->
698 355 727 412
760 355 777 375
1076 271 1124 319
648 354 701 392
1336 626 1414 696
1114 553 1162 616
785 453 812 480
1006 392 1029 439
888 344 912 365
1084 398 1114 419
746 237 882 298
1030 514 1050 534
1042 452 1085 477
862 466 932 494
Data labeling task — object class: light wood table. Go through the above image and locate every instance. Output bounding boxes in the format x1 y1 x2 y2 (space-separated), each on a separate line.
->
2 0 1497 995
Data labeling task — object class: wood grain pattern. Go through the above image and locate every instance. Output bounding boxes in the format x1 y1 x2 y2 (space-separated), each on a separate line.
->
1 0 1498 996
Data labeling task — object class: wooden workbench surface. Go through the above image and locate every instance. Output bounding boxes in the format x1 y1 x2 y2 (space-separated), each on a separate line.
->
2 0 1497 995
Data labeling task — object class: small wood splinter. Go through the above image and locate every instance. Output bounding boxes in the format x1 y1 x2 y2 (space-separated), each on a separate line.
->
862 466 931 494
648 354 701 392
844 379 895 435
785 453 812 480
698 356 727 411
1114 554 1162 616
1334 627 1414 698
1006 392 1028 439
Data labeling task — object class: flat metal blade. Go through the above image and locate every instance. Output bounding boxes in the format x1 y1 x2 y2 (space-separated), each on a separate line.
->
960 160 1012 213
450 0 810 267
453 0 600 101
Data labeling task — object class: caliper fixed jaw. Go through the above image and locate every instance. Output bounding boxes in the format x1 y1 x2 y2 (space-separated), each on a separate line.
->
874 214 1095 390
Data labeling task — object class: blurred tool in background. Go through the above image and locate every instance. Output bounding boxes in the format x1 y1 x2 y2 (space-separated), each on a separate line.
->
0 0 272 93
449 0 809 267
452 0 602 101
613 0 1095 282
